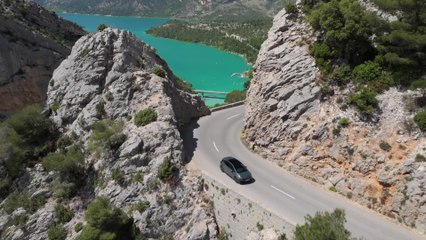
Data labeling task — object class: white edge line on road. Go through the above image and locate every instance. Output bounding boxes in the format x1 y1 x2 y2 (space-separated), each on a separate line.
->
271 185 296 200
213 141 220 152
226 113 241 120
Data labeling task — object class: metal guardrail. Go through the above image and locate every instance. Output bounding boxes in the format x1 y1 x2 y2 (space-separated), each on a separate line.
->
209 100 245 112
195 90 230 95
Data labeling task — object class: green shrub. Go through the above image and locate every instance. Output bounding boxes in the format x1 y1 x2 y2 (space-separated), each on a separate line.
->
85 197 130 230
218 229 229 240
330 65 351 86
309 42 333 73
379 141 391 152
352 61 382 84
54 204 74 223
97 24 108 31
285 3 298 15
105 92 113 101
0 105 55 178
338 118 350 127
56 135 73 152
0 127 27 179
78 225 101 240
176 77 194 93
329 186 337 192
51 101 60 113
147 178 160 191
295 209 353 240
415 154 426 162
152 67 166 77
138 59 145 68
0 177 11 200
256 222 264 231
95 101 106 117
134 108 157 127
74 222 83 232
111 168 124 185
3 105 53 146
3 192 46 214
225 90 246 103
43 147 84 177
132 200 150 213
89 120 126 158
349 87 379 114
48 224 67 240
157 157 177 181
78 197 139 240
10 214 28 227
410 80 426 91
414 109 426 131
132 172 144 183
50 178 76 199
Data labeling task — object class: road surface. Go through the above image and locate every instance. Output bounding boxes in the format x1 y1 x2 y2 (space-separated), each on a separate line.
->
184 105 425 240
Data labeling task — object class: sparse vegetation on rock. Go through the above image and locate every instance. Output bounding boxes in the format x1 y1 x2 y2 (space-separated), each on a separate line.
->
152 67 166 78
295 209 352 240
157 157 177 181
89 120 126 158
77 197 139 240
134 108 157 127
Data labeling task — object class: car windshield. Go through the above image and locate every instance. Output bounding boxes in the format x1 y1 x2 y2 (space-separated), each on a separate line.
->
229 159 247 173
236 167 247 173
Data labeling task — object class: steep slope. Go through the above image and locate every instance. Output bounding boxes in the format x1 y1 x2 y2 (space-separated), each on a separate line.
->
0 0 85 114
1 28 215 240
35 0 289 19
244 5 426 233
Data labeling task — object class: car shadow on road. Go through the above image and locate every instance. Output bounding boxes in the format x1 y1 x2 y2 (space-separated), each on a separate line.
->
181 119 200 164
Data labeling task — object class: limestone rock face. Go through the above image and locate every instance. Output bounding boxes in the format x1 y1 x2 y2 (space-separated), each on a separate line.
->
0 0 85 114
244 5 426 234
45 28 211 239
244 7 320 150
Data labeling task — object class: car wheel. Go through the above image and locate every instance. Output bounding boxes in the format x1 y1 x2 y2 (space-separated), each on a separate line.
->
220 165 224 172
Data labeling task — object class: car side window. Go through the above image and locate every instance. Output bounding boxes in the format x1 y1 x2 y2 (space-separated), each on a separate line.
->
225 162 234 171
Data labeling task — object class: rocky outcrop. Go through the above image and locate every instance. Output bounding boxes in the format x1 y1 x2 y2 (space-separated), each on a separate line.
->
0 0 85 113
244 6 426 234
1 28 215 239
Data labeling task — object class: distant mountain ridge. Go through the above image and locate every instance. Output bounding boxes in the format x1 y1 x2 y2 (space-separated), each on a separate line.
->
34 0 289 18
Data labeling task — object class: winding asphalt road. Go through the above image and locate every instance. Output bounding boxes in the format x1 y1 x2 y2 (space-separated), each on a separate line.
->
184 105 425 240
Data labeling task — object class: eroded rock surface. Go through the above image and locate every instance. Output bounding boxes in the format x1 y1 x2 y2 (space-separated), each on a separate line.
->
0 0 84 113
244 6 426 233
1 28 215 240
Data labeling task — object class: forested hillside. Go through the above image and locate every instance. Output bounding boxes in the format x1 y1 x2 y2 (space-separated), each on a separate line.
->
300 0 425 119
34 0 290 19
147 19 272 63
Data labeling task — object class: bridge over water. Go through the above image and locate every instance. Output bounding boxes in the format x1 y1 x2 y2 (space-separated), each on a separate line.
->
195 90 229 99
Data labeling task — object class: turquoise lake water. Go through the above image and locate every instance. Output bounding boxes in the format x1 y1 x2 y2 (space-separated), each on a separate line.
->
59 14 251 106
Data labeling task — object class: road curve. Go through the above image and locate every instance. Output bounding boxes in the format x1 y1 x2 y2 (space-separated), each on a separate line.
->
184 105 426 240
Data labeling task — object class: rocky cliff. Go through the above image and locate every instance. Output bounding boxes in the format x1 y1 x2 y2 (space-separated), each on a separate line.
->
244 6 426 233
1 28 216 240
0 0 85 114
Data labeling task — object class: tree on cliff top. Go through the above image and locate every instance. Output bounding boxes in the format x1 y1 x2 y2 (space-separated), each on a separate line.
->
295 209 354 240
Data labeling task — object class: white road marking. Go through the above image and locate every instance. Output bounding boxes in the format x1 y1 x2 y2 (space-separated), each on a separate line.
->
271 185 296 200
213 141 220 152
226 113 241 120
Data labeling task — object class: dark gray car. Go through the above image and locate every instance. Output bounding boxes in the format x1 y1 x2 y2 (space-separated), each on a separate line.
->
220 156 253 184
